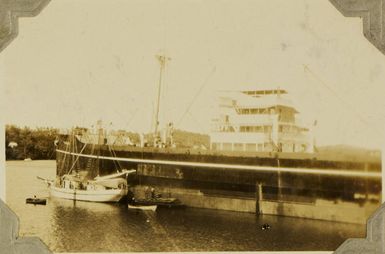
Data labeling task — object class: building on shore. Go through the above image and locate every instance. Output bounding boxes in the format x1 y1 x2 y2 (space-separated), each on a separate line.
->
210 89 314 153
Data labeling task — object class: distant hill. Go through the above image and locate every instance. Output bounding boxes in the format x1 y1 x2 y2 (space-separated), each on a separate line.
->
315 144 381 162
141 129 209 149
172 129 210 149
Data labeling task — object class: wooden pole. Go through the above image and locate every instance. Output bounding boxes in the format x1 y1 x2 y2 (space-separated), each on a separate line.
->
256 182 263 215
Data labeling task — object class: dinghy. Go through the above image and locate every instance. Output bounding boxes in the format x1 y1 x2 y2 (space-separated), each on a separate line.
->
26 198 47 205
128 204 157 211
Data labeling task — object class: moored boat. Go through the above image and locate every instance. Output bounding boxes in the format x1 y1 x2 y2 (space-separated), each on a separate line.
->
50 184 127 202
132 197 184 208
26 198 47 205
47 127 137 203
128 204 157 211
48 169 135 202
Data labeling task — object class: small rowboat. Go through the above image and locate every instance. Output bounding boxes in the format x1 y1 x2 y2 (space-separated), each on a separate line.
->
26 198 47 205
133 197 184 208
128 204 157 211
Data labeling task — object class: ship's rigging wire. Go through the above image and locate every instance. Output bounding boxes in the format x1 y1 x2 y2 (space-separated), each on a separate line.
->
67 141 88 176
303 64 382 137
185 111 206 133
89 143 96 174
123 106 140 130
108 145 119 170
60 138 69 174
176 66 216 128
108 144 123 170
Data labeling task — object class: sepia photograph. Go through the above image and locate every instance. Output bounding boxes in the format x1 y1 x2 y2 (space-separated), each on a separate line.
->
1 0 384 253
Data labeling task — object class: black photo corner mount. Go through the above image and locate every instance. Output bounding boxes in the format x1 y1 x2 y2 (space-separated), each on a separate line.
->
0 0 384 253
329 0 385 55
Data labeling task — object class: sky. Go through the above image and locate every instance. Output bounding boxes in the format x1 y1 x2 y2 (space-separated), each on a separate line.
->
1 0 385 149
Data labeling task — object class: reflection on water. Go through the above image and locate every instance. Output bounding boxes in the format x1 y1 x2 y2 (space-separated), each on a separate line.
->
6 160 366 252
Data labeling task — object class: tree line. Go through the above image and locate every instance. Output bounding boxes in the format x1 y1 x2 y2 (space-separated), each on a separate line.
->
5 124 211 160
5 125 59 160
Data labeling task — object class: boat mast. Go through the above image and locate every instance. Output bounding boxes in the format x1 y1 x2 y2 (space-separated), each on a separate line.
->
154 54 170 145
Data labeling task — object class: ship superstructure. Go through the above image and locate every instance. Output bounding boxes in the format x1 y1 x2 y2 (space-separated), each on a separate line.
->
210 89 313 153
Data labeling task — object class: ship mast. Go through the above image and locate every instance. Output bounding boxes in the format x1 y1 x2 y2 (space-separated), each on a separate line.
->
154 54 171 145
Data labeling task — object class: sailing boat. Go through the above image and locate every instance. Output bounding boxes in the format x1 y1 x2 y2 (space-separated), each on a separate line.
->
49 169 134 202
47 126 136 202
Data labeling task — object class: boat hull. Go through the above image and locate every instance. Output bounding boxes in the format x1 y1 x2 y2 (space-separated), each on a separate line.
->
50 186 127 202
133 197 183 207
128 204 157 211
26 198 47 205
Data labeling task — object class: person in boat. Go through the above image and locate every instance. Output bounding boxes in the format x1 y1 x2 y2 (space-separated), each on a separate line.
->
151 187 155 199
144 186 150 199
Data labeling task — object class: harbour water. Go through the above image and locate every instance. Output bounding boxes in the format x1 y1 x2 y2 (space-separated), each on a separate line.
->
5 160 366 252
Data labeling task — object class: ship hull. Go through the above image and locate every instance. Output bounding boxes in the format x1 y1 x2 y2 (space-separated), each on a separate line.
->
50 186 127 202
56 144 381 203
55 141 382 223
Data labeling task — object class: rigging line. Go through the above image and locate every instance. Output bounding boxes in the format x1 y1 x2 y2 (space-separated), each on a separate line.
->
108 135 123 170
74 134 81 170
107 144 119 170
110 98 139 132
75 134 82 170
109 143 123 170
48 149 55 160
67 142 88 175
186 111 206 133
108 132 126 170
176 66 216 127
112 143 123 168
60 139 69 174
124 107 139 130
72 134 77 170
303 64 382 136
111 147 123 170
89 143 95 172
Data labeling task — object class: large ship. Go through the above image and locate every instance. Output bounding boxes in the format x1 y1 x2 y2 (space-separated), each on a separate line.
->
55 55 381 223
